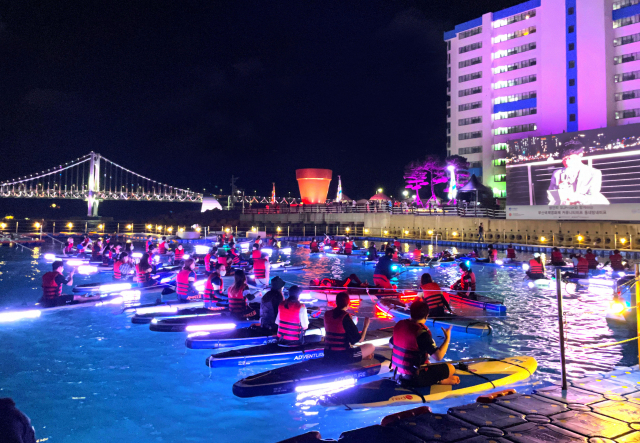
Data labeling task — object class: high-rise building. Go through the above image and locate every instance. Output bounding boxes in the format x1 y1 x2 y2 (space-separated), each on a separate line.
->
445 0 640 199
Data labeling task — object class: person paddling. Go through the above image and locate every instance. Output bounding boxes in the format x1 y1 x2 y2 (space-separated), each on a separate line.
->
323 291 374 364
40 261 100 307
526 253 546 280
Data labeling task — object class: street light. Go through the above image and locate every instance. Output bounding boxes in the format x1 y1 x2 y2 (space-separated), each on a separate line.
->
377 188 383 193
126 224 133 230
403 190 409 197
428 230 434 235
34 222 40 229
0 223 6 229
167 227 173 233
67 222 73 229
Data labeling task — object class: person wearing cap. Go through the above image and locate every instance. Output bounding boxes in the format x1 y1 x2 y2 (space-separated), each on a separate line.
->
450 262 476 300
526 253 546 280
548 140 609 205
259 276 286 331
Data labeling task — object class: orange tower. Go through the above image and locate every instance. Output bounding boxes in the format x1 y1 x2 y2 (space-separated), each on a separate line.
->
296 169 332 204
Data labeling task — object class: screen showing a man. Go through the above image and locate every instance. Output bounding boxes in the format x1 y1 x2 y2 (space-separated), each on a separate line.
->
547 140 610 205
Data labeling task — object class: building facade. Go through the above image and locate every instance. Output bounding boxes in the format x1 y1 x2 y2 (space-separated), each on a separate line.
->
445 0 640 199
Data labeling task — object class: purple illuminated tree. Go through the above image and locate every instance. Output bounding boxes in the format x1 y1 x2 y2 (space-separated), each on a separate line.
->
404 156 447 207
445 155 471 186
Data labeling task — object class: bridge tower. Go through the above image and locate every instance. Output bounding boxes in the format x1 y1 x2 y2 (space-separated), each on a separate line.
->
87 152 101 216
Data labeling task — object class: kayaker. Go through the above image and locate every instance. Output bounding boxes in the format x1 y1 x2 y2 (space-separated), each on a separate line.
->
254 235 263 247
390 300 459 387
40 261 99 307
373 248 398 289
228 242 243 266
344 238 354 255
323 291 374 364
176 258 200 303
585 248 598 270
217 248 230 268
253 252 271 286
608 249 626 271
309 237 320 253
113 253 134 280
204 263 226 308
551 247 565 266
420 273 452 317
450 262 476 300
275 285 308 345
488 245 498 263
268 234 277 247
367 242 378 261
393 237 401 250
259 276 286 331
91 239 102 261
526 253 546 280
506 245 516 262
158 236 168 254
227 269 257 318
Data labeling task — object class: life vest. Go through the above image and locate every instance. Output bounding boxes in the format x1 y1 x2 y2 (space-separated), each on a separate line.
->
145 240 152 252
218 256 228 265
277 300 303 344
393 240 401 250
610 253 624 271
529 259 544 274
176 269 193 298
42 271 63 300
251 250 262 259
585 252 597 268
391 319 429 376
204 253 213 272
228 285 248 313
413 249 422 261
204 275 224 301
373 274 392 289
345 241 353 254
113 261 124 280
421 282 448 311
392 250 399 262
490 249 498 261
253 258 269 279
461 271 476 291
576 257 589 275
324 310 350 352
159 241 167 254
221 234 227 243
506 248 516 259
64 244 74 254
551 251 564 262
330 240 337 248
174 248 185 260
310 241 318 251
229 248 240 264
135 264 150 283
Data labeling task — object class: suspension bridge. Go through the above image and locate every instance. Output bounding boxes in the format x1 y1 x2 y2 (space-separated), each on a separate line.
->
0 152 202 216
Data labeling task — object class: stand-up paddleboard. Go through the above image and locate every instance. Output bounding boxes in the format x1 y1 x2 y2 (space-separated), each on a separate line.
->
0 293 126 320
376 299 491 337
149 311 258 332
320 356 537 408
130 301 227 324
306 287 419 303
445 291 506 314
232 353 392 398
73 279 161 294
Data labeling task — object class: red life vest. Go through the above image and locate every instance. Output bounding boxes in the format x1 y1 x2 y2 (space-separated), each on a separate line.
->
391 319 429 376
393 241 401 250
64 244 74 254
218 256 228 265
113 261 124 279
204 275 224 301
42 271 63 300
330 240 337 248
253 258 269 279
345 241 353 254
174 248 185 260
277 300 303 344
135 264 150 283
576 257 589 275
421 282 448 311
529 258 544 274
461 271 476 291
552 251 563 262
228 285 247 313
176 269 192 297
490 249 498 261
229 248 240 264
159 241 167 254
610 253 624 271
506 248 516 259
310 241 318 251
413 249 422 261
585 252 597 268
324 310 350 352
145 240 152 252
373 274 393 289
251 250 262 259
204 253 212 272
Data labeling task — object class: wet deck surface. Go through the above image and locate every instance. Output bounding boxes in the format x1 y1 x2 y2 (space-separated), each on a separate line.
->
280 365 640 442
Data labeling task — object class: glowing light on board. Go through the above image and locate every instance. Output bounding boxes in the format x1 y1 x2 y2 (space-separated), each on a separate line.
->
131 252 143 259
194 245 210 255
78 265 98 275
281 248 292 254
96 297 124 306
44 253 56 261
609 300 627 315
187 331 210 338
153 255 160 263
183 254 190 260
0 310 41 322
185 323 236 332
136 305 178 315
527 281 535 289
66 259 85 267
99 283 132 293
160 276 174 284
120 290 141 301
295 378 356 393
522 263 530 272
261 248 273 256
495 260 504 266
618 272 627 277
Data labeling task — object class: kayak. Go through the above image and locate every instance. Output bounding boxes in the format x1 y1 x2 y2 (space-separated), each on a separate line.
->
149 311 258 332
320 355 537 408
376 299 492 337
232 352 392 398
446 291 506 314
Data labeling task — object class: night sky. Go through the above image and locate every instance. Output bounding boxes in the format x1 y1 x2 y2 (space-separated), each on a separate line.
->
0 0 523 216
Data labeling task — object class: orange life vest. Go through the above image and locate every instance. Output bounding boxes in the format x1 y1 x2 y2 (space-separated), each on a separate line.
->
204 253 213 272
159 241 167 254
413 249 422 261
253 258 269 279
324 310 350 352
529 258 544 274
204 275 224 301
391 320 429 376
42 271 63 300
277 300 303 344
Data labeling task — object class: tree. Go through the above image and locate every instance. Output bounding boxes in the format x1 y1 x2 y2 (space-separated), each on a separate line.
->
404 156 447 207
445 155 471 186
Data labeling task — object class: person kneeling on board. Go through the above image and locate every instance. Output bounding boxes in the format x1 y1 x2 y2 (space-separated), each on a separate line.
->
64 237 75 255
275 285 308 345
323 291 374 364
135 253 155 287
176 259 200 303
373 248 399 289
258 276 286 332
113 253 135 280
228 270 258 318
563 253 589 279
551 247 565 266
252 252 271 286
450 262 476 300
391 300 459 387
420 273 452 317
526 253 546 281
40 261 100 307
204 263 226 308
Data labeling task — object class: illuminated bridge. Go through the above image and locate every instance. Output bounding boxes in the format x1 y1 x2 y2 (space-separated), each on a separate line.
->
0 152 202 216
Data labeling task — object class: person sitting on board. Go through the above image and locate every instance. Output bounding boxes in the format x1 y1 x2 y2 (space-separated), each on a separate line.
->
204 263 226 308
585 248 599 270
390 300 459 387
91 238 102 262
63 237 74 255
40 261 99 308
135 253 155 286
158 236 169 254
275 285 308 345
563 253 589 279
393 237 401 250
268 234 277 247
367 242 378 261
253 252 271 286
551 247 565 266
323 233 331 245
145 235 153 253
258 276 286 332
412 245 423 263
607 249 627 271
251 243 262 260
374 248 399 289
467 248 479 259
76 242 86 258
173 243 186 264
227 269 258 318
439 249 454 261
204 246 217 274
309 237 320 253
489 245 498 263
113 253 134 280
176 258 200 303
344 238 354 255
420 273 452 317
450 262 476 300
526 253 546 280
323 291 374 364
506 245 517 263
254 235 262 247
